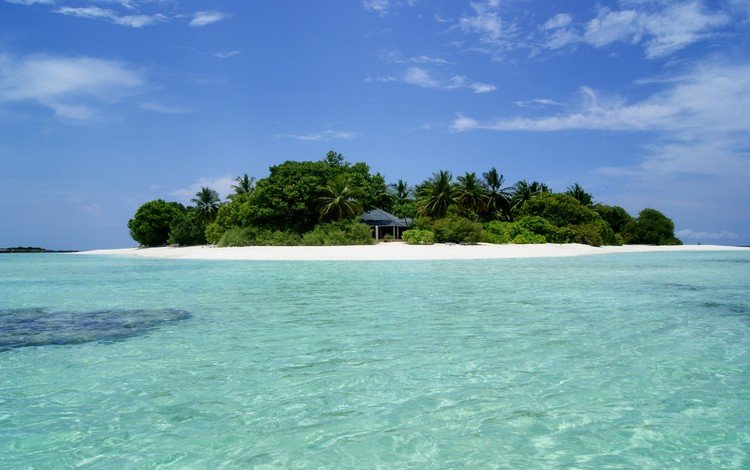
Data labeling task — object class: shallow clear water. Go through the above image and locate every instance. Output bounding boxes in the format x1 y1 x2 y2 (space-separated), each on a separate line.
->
1 252 749 468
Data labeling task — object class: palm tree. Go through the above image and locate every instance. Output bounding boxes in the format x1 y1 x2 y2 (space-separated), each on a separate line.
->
512 180 550 209
318 175 363 221
390 179 412 203
416 170 457 218
483 167 513 220
566 183 594 207
228 174 255 200
456 172 488 215
191 187 221 224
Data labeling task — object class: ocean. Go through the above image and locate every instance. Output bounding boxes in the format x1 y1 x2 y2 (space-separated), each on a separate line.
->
1 252 749 467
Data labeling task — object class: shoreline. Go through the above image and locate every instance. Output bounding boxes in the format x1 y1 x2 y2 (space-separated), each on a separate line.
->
76 243 749 261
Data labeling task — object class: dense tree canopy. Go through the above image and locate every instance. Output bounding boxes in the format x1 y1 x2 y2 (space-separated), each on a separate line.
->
594 204 633 233
128 150 681 248
416 170 457 218
128 199 184 247
622 209 682 245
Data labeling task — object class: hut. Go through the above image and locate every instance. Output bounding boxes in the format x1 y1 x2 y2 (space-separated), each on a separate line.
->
361 209 411 240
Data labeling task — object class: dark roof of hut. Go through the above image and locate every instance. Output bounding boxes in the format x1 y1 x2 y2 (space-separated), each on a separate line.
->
361 209 410 227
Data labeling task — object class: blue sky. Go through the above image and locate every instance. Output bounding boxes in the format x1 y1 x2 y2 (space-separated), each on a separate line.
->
1 0 749 249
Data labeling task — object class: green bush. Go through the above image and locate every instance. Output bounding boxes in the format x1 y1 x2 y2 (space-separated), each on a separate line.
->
519 193 598 227
168 210 206 246
483 219 549 244
204 222 224 244
402 229 435 245
515 215 558 239
217 227 252 247
483 221 511 244
511 232 547 244
594 204 633 233
128 199 185 247
301 221 374 246
432 215 484 244
622 208 682 245
217 227 302 247
551 226 579 244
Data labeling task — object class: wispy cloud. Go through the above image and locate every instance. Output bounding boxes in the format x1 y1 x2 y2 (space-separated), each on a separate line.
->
214 50 242 59
453 62 750 137
377 66 496 93
453 60 750 184
458 0 518 57
362 0 390 16
139 102 191 114
540 1 731 59
277 130 359 142
190 11 229 27
170 176 235 203
378 50 453 65
514 99 564 108
55 6 166 28
676 229 740 241
0 53 146 120
5 0 53 4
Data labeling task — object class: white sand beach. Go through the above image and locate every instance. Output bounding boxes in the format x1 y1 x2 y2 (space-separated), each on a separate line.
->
78 243 748 261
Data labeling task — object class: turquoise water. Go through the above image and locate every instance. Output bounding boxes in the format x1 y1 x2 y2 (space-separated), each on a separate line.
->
1 252 749 468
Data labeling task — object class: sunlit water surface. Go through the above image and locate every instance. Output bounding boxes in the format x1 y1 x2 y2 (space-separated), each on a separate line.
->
1 252 749 468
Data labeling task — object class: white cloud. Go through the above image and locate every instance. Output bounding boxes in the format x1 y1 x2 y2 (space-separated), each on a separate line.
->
382 66 496 93
453 60 750 187
453 62 750 136
362 0 390 16
278 130 359 142
0 53 146 120
469 82 496 93
139 102 190 114
378 51 453 65
404 67 440 88
170 176 235 203
5 0 53 4
676 229 740 240
542 13 573 30
214 50 242 59
410 55 452 65
190 11 228 27
514 99 564 108
55 6 166 28
542 2 731 58
459 1 505 44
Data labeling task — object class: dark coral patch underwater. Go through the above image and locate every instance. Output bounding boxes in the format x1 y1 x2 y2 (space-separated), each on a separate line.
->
0 308 190 352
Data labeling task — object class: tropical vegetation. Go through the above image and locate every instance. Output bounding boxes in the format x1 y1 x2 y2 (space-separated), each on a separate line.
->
128 150 681 247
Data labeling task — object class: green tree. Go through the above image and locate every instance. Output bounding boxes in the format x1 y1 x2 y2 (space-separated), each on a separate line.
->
566 183 594 207
324 150 345 166
482 168 513 221
432 215 484 244
622 209 682 245
168 209 206 246
594 204 632 233
416 170 457 218
127 199 185 247
318 175 364 221
191 187 221 224
518 192 597 227
245 155 386 233
228 174 255 201
512 180 550 210
390 180 412 203
456 172 488 216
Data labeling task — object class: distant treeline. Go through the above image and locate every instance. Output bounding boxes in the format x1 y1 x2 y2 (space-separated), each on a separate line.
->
128 151 681 247
0 247 78 253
